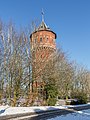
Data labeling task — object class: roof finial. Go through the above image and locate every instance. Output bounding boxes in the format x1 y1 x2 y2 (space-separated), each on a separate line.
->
41 8 44 22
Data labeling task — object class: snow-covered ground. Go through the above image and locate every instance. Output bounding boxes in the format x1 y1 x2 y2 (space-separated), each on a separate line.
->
0 105 66 116
0 103 90 118
47 109 90 120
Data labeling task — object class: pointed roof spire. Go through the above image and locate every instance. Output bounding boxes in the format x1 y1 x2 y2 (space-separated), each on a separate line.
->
30 10 57 39
41 8 44 22
35 9 50 31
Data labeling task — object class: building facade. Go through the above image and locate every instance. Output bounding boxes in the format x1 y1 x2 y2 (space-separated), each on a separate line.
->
30 18 57 98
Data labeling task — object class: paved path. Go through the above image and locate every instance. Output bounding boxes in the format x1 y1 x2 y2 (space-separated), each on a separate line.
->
0 104 90 120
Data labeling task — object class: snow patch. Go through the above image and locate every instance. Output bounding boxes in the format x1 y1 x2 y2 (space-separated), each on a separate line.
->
0 105 65 116
0 104 90 117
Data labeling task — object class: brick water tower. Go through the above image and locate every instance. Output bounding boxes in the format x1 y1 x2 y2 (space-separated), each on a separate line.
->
30 12 57 94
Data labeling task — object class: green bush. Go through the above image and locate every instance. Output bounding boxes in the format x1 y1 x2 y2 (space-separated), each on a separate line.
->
71 91 88 104
45 84 58 106
47 97 57 106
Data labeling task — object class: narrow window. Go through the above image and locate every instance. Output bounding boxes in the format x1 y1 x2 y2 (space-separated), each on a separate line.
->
40 37 42 42
46 36 48 41
41 54 42 58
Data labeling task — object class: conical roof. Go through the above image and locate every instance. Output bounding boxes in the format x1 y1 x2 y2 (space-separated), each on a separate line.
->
30 20 57 39
36 21 50 31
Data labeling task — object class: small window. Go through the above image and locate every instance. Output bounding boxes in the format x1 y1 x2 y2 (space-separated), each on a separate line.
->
40 37 42 42
41 54 42 58
41 26 43 28
46 37 48 41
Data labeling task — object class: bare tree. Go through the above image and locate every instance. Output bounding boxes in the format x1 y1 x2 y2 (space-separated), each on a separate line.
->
0 20 33 106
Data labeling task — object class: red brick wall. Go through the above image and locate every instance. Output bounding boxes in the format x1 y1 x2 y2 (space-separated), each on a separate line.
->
30 30 56 50
30 30 56 87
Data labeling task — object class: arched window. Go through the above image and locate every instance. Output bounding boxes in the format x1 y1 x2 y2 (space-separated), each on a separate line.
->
46 36 49 41
40 37 42 42
41 54 42 58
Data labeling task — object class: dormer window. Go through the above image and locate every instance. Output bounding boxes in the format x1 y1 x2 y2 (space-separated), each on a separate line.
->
41 25 43 28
